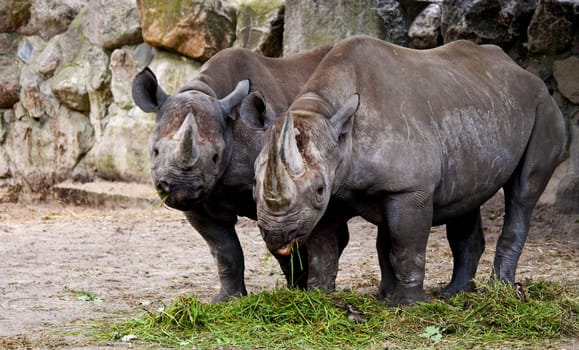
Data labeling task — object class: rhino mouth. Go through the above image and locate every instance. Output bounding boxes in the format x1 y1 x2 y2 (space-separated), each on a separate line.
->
274 237 299 256
260 227 303 257
156 185 205 210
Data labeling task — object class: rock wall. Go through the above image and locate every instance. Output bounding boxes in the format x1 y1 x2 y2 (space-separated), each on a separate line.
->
0 0 577 212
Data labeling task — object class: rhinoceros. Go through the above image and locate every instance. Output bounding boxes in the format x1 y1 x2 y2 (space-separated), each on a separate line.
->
253 36 566 305
131 46 353 302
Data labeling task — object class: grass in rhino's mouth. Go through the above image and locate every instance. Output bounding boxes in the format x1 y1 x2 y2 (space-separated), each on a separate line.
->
155 189 170 207
289 241 304 287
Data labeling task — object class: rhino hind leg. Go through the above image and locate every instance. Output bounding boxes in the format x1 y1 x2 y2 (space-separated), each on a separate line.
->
184 211 247 303
493 96 565 284
440 208 485 298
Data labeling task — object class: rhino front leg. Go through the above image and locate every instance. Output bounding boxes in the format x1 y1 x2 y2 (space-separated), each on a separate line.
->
184 210 247 302
376 226 395 298
441 208 485 297
382 192 432 306
305 204 351 290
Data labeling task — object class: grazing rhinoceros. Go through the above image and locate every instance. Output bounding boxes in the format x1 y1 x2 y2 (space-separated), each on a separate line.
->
131 46 352 302
253 35 566 305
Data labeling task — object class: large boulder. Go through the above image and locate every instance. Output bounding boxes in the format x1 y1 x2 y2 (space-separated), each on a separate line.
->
0 34 21 108
136 0 237 62
441 0 536 45
0 0 31 33
17 0 88 41
81 0 142 50
235 0 284 57
408 3 442 49
3 101 94 199
526 0 577 54
283 0 409 55
554 56 579 104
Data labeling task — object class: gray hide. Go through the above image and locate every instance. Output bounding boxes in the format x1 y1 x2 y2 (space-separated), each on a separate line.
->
254 35 566 306
131 45 353 302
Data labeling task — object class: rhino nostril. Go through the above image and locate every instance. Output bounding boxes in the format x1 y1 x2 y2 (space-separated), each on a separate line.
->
191 185 204 196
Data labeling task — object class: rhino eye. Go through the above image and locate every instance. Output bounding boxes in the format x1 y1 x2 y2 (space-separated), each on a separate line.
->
152 147 159 157
316 186 324 196
212 153 219 165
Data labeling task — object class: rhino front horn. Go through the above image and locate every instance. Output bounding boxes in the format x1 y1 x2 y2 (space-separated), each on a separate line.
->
174 113 199 169
279 111 304 177
263 121 297 212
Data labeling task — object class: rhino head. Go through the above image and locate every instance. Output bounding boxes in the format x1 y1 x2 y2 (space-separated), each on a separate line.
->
132 68 253 210
254 93 360 255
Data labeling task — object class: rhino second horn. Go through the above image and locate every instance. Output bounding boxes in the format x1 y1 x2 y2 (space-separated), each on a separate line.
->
279 111 305 177
174 114 199 169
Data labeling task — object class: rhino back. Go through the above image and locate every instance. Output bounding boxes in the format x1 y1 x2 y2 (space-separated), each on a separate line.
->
301 36 550 218
188 46 332 113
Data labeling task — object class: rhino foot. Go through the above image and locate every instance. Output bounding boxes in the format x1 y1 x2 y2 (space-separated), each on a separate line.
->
211 288 247 303
439 280 476 298
382 287 428 307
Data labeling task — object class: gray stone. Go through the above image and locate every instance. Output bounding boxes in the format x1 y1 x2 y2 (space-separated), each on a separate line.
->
134 43 154 70
79 104 155 182
17 38 34 63
0 62 20 108
50 66 90 112
17 0 88 41
136 0 236 62
86 46 111 92
81 0 142 50
409 3 441 49
526 0 575 54
374 0 410 47
556 174 579 213
235 0 284 57
110 48 139 110
0 35 21 108
0 0 31 33
284 0 405 55
554 56 579 104
2 106 94 196
19 65 53 121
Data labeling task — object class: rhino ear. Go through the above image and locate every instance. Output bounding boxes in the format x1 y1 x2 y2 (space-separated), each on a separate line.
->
330 93 359 138
132 67 169 113
240 91 276 129
219 79 251 119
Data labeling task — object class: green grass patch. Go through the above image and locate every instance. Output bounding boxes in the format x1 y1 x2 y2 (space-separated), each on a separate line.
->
97 280 578 349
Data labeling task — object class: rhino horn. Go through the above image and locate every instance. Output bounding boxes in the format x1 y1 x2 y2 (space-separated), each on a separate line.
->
279 111 305 177
174 113 199 169
263 123 294 211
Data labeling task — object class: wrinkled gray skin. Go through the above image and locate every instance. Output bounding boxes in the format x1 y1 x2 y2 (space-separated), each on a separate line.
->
254 36 567 306
131 46 352 302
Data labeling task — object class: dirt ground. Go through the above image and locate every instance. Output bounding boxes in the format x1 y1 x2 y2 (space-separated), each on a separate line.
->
0 189 577 349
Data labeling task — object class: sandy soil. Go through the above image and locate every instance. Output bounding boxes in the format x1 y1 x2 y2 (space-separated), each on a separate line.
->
0 192 577 349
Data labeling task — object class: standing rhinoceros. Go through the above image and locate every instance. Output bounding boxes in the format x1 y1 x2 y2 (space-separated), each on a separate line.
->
131 46 352 302
253 35 566 305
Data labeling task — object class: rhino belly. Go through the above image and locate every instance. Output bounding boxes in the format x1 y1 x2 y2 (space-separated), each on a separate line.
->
432 162 514 225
